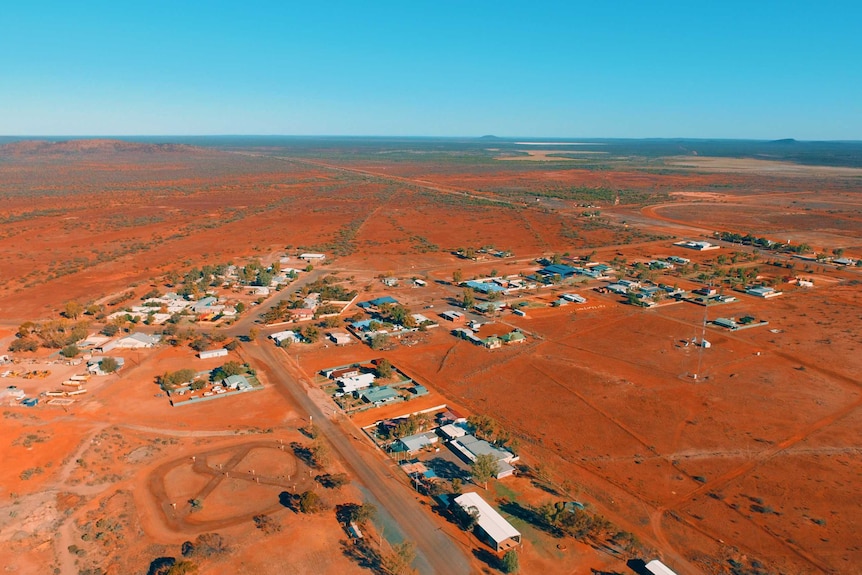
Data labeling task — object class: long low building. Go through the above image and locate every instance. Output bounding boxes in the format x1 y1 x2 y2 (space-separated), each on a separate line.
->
646 559 679 575
453 492 521 552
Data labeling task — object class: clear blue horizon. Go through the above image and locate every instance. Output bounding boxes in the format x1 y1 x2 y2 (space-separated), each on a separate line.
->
1 1 860 139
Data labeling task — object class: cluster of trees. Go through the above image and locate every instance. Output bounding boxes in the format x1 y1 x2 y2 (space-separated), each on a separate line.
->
717 231 811 254
11 319 90 352
376 303 416 328
300 275 357 301
536 501 615 542
157 368 198 391
382 412 433 440
467 414 517 451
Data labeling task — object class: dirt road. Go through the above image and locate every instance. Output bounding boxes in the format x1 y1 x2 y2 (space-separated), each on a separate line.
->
243 340 472 575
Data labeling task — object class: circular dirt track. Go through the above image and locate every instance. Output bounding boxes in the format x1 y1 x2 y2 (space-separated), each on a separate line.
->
147 440 312 533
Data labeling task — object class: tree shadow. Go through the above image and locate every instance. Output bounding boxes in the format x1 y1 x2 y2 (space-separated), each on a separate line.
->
278 491 298 512
472 548 501 571
340 538 379 571
426 457 468 480
626 559 650 575
498 500 563 538
290 441 315 467
147 557 176 575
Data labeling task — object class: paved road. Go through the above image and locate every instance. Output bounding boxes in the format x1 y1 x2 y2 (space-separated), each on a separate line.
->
243 340 472 575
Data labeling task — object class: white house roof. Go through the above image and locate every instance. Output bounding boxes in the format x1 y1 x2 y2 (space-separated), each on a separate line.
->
454 492 520 545
646 559 679 575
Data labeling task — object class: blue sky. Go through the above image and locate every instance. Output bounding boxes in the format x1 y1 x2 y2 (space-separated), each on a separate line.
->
1 1 860 138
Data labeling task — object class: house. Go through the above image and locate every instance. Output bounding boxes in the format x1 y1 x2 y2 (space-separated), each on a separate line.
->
270 330 301 344
675 240 719 251
324 366 360 379
453 492 522 552
87 356 125 376
714 317 738 330
191 296 218 314
338 373 376 393
115 332 160 349
483 336 502 349
475 301 506 314
692 287 718 297
441 310 465 323
381 277 399 287
299 253 326 262
449 434 518 478
562 293 587 303
358 386 400 406
439 423 467 440
833 257 855 266
648 260 673 270
413 279 427 287
357 296 399 309
453 328 482 345
410 313 437 328
501 331 526 345
246 286 271 296
395 431 439 454
223 374 252 391
464 280 507 294
746 285 782 298
617 279 640 289
198 348 228 360
538 264 577 279
645 559 679 575
411 385 428 396
291 308 315 321
606 283 629 295
328 332 353 346
667 255 690 265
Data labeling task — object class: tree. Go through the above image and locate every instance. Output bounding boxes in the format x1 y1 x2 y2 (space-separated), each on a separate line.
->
461 288 475 309
165 561 198 575
298 490 324 513
213 361 244 380
101 323 119 337
253 514 281 534
471 453 499 488
310 437 331 467
380 541 416 575
302 325 320 342
370 334 389 350
63 301 84 320
100 357 119 373
61 344 79 358
248 327 259 341
501 550 520 573
452 269 463 284
348 502 377 525
451 478 463 494
9 338 39 352
375 359 393 379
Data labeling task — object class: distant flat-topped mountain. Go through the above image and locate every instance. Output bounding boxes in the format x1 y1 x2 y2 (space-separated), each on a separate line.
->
769 138 798 144
0 138 200 156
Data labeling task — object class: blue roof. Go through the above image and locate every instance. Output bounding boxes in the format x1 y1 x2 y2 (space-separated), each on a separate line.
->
465 280 506 293
351 319 375 330
540 264 577 276
357 296 399 308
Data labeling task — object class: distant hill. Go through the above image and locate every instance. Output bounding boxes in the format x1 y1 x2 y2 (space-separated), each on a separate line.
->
769 138 798 145
0 138 201 156
478 135 503 140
